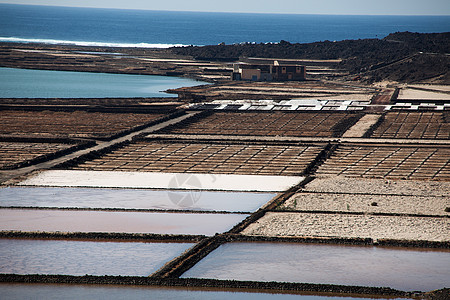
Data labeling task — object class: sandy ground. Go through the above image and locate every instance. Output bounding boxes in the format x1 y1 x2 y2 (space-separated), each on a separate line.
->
303 177 450 197
215 86 368 93
315 94 373 101
260 176 450 243
241 212 450 242
408 84 450 92
281 192 449 216
342 114 380 138
398 88 450 101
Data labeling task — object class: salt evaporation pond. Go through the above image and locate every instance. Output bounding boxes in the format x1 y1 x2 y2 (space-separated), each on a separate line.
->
0 284 369 300
0 239 193 276
18 170 303 192
182 242 450 292
0 186 275 212
0 209 248 235
0 67 206 98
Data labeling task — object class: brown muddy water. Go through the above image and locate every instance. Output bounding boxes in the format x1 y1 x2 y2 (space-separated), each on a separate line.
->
0 239 194 276
181 242 450 292
0 283 375 300
0 209 248 235
0 186 275 212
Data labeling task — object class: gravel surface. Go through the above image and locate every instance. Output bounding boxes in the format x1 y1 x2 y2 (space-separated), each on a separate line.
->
281 192 449 216
303 177 450 197
241 212 450 242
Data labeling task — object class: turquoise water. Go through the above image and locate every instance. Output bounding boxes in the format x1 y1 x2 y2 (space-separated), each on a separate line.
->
0 67 205 98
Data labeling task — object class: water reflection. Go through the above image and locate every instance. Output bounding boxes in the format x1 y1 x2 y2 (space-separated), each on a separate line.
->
0 186 275 212
0 283 374 300
0 67 206 98
182 242 450 292
0 209 248 235
0 239 194 276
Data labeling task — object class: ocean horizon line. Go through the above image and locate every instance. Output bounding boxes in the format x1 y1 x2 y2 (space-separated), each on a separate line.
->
1 3 449 17
0 37 188 49
1 5 448 46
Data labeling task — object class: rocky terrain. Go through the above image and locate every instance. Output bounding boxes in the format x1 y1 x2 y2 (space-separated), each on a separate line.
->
171 32 450 84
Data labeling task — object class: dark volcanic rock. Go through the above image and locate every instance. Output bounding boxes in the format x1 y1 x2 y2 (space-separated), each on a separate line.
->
171 32 450 83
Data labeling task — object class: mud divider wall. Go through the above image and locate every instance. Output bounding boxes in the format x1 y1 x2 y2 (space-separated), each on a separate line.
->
152 236 223 279
390 88 400 102
274 209 450 220
0 97 184 108
0 231 205 243
302 143 337 176
0 274 420 298
223 234 450 249
0 206 251 215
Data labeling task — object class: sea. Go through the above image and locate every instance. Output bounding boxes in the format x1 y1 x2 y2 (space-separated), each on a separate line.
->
0 4 449 48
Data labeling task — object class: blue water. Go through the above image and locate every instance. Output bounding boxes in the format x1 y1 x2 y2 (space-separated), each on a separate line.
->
0 67 205 98
0 4 449 47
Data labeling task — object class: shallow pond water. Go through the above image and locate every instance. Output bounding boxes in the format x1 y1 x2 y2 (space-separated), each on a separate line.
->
0 284 371 300
0 186 275 212
182 242 450 292
0 67 205 98
0 239 194 276
18 170 303 192
0 209 248 235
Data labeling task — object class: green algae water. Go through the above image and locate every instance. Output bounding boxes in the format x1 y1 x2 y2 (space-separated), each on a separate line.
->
0 67 205 98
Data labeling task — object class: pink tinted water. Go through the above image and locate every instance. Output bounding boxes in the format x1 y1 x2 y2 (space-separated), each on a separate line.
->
182 242 450 292
0 209 248 236
0 239 194 276
0 187 275 212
